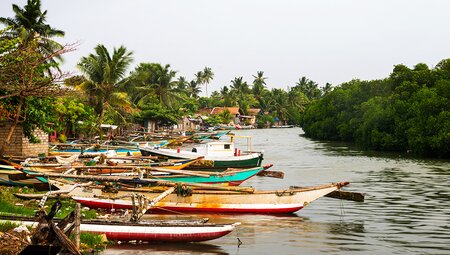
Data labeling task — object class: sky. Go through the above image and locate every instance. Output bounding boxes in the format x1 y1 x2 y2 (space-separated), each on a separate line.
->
1 0 450 95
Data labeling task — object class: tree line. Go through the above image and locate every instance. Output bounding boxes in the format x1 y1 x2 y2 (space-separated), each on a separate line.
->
301 62 450 158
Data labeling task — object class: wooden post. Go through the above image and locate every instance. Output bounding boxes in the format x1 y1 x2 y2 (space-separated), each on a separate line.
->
74 203 81 250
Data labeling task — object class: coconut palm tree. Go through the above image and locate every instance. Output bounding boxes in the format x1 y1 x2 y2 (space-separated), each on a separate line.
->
77 44 133 127
195 67 214 97
0 0 65 63
252 71 268 109
175 76 189 95
202 67 214 97
295 76 322 100
187 80 202 98
149 64 178 108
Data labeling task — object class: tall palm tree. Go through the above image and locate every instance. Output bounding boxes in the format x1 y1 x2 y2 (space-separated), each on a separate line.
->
252 71 268 109
0 0 65 63
202 67 214 97
195 67 214 97
149 64 178 108
77 44 133 127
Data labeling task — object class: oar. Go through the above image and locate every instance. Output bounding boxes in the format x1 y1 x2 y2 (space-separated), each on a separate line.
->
145 167 210 178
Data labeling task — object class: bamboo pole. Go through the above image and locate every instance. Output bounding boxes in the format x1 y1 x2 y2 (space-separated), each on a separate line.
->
74 203 81 249
74 165 211 178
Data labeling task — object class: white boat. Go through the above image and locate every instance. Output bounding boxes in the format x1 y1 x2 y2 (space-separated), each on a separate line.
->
139 141 264 169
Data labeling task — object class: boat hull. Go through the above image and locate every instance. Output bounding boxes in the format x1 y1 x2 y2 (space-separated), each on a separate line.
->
140 147 264 169
82 222 237 242
0 216 238 242
158 166 265 185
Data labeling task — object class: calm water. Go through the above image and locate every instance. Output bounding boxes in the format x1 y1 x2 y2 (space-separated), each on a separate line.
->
105 128 450 255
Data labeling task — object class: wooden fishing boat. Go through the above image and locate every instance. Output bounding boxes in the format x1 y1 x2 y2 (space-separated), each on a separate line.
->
137 165 271 186
0 215 239 242
139 141 264 169
54 181 350 214
0 164 49 190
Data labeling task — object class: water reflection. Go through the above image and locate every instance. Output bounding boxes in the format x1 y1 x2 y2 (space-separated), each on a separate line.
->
103 243 228 255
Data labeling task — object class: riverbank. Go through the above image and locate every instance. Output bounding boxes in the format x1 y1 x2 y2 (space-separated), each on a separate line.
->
0 186 107 254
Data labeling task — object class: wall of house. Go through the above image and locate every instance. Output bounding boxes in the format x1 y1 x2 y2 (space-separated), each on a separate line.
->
0 122 48 156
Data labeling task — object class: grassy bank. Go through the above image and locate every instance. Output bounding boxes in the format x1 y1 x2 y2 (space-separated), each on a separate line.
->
0 186 106 253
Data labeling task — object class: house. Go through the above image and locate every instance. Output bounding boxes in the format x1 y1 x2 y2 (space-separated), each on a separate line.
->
239 108 261 126
177 116 202 131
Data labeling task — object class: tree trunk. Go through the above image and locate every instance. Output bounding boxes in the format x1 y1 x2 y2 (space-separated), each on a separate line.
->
1 96 24 157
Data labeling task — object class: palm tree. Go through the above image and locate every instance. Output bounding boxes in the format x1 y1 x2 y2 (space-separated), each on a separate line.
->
187 80 202 98
267 88 289 124
0 0 65 63
202 67 214 97
295 76 322 99
252 71 268 109
322 82 333 96
175 76 189 95
77 44 133 127
195 67 214 97
149 64 178 108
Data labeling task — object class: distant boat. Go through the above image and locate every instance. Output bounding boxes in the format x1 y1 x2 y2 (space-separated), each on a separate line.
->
139 141 264 169
0 215 239 243
271 125 295 128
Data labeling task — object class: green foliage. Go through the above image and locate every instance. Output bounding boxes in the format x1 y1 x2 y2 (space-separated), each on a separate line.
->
135 104 180 126
218 109 233 124
301 59 450 158
256 114 275 128
0 187 38 216
79 233 107 251
0 221 20 232
203 115 222 126
54 97 98 138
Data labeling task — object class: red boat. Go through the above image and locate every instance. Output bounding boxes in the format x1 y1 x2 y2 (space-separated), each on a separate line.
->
0 215 239 242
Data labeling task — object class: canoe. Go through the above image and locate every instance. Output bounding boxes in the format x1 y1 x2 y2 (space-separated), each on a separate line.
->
0 215 239 242
58 181 349 214
139 141 264 169
152 165 270 186
0 165 49 190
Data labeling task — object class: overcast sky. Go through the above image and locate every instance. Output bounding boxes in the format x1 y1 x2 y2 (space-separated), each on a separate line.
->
2 0 450 95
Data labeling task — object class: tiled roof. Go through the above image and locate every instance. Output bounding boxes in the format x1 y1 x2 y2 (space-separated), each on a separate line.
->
247 108 261 116
210 107 240 115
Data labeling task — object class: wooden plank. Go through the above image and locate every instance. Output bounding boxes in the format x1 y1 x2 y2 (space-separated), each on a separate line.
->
257 170 284 179
324 190 365 202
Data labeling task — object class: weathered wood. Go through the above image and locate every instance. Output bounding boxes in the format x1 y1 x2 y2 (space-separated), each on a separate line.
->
257 170 285 179
324 190 365 202
74 203 81 250
28 172 255 193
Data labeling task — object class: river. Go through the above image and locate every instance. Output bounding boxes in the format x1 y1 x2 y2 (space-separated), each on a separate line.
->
105 127 450 255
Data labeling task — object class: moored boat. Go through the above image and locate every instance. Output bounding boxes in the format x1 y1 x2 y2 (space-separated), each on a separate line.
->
58 181 349 214
0 215 239 242
139 141 264 169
